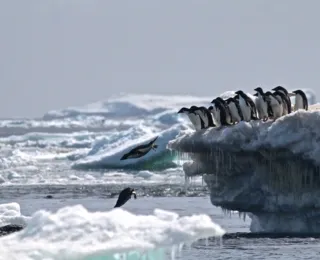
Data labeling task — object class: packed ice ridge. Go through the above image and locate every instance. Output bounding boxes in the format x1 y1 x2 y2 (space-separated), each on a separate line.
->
0 202 224 260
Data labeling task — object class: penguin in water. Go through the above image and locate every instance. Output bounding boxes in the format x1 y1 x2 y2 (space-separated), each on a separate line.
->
292 89 308 111
235 90 258 121
271 86 292 113
120 136 158 160
273 90 291 116
225 97 243 124
177 107 202 130
114 187 137 208
264 91 283 120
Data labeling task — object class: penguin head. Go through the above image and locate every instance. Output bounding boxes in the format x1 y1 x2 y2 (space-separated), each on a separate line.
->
264 91 274 101
272 86 288 95
292 90 302 95
178 107 189 114
235 90 245 97
189 106 199 112
114 187 137 208
225 97 235 104
254 87 264 95
215 97 225 103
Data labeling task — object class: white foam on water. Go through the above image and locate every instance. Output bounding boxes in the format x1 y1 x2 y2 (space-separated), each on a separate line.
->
0 203 225 260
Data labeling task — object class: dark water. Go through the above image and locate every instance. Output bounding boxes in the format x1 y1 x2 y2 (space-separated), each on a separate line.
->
0 184 320 259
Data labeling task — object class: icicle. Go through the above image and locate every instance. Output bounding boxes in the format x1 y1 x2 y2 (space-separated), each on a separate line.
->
177 243 184 257
171 245 177 260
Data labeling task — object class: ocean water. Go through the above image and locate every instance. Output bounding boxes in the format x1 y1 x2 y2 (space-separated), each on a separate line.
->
0 92 319 259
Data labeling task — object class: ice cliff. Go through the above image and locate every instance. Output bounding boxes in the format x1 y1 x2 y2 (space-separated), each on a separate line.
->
168 106 320 233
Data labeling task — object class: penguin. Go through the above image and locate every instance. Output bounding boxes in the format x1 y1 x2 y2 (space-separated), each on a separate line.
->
198 106 216 128
0 187 139 237
210 98 232 126
114 187 137 208
235 90 258 122
253 87 269 121
292 90 308 111
120 136 158 160
225 97 243 124
273 90 291 116
264 92 283 120
212 97 233 125
271 86 292 112
177 107 202 130
208 105 221 126
189 106 206 129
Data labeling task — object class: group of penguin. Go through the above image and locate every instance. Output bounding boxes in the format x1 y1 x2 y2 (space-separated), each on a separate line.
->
178 86 309 130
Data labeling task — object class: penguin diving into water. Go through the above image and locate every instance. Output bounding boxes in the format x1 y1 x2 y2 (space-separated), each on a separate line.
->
120 136 158 160
114 187 137 208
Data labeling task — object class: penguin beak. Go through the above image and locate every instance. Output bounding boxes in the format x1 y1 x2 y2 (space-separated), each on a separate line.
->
132 191 137 199
288 92 296 97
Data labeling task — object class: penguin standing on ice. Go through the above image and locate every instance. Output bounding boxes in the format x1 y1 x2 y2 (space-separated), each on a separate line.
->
235 90 258 121
264 92 283 120
210 98 232 126
292 90 308 111
225 97 243 124
192 106 216 129
198 106 216 128
273 90 291 116
190 106 210 129
177 107 202 130
253 87 269 121
271 86 292 112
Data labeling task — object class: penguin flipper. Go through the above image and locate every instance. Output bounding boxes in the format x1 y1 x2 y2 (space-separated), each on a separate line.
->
148 136 159 146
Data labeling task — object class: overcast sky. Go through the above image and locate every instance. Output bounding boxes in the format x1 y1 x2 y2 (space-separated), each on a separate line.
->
1 0 320 118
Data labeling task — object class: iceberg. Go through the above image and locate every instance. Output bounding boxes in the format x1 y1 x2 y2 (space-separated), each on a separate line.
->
0 203 224 260
168 104 320 233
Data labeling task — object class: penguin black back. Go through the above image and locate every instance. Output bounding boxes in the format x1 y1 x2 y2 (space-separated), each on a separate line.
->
114 187 137 208
293 90 308 110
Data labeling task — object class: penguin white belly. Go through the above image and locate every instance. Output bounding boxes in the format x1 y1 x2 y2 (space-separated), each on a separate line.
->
187 113 200 130
137 146 152 153
239 97 251 122
294 95 304 111
274 95 287 116
210 106 221 126
225 108 232 124
270 98 282 119
228 102 241 123
196 110 209 128
256 97 268 119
